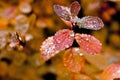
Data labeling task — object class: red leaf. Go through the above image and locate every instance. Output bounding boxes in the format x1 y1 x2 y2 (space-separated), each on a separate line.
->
53 29 74 51
75 33 102 54
63 48 85 73
101 64 120 80
77 16 104 30
54 5 71 21
70 1 80 17
40 36 60 60
40 29 74 61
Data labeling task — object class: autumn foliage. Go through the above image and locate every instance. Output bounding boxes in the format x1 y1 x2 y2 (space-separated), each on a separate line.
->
40 1 104 74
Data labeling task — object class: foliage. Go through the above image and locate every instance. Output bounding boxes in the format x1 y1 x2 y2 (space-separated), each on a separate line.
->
0 0 120 80
40 1 104 74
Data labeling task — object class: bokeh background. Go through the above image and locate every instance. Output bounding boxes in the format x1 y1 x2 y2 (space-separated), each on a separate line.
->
0 0 120 80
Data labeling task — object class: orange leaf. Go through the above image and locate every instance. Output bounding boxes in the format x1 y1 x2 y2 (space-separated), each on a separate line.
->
63 48 85 73
75 33 102 54
101 64 120 80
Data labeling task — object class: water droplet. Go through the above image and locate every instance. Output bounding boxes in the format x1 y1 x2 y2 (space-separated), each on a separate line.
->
86 38 89 41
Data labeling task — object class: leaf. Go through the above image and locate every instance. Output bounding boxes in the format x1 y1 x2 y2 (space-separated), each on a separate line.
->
63 48 85 73
75 33 102 54
70 1 80 17
77 16 104 30
40 36 60 60
53 29 74 51
40 29 74 61
54 5 71 21
101 64 120 80
71 74 92 80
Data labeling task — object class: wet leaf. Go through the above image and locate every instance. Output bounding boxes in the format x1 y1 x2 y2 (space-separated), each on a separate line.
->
40 28 74 60
54 5 71 21
53 29 74 51
70 1 80 17
75 33 102 54
40 36 59 61
63 48 85 73
77 16 104 30
101 64 120 80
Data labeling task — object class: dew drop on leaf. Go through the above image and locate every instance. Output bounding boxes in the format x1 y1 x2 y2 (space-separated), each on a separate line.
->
101 64 120 80
53 29 74 51
77 16 104 30
70 1 80 17
63 48 85 73
53 5 71 21
75 33 102 54
40 36 59 61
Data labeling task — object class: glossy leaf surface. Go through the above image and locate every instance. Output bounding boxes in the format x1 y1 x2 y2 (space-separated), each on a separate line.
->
40 36 59 60
75 33 102 54
101 64 120 80
70 1 80 17
53 29 74 51
54 5 71 21
63 48 85 73
40 29 74 60
77 16 104 30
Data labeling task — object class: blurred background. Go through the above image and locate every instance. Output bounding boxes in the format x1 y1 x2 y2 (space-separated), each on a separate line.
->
0 0 120 80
